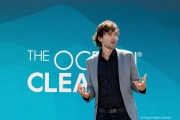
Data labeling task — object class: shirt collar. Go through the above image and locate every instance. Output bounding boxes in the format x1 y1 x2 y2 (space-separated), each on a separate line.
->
99 48 117 58
111 49 116 58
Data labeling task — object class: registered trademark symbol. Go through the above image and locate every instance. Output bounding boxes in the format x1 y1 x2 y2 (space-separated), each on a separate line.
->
137 52 142 57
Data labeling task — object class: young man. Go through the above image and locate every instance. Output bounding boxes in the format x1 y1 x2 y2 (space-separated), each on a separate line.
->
78 20 147 120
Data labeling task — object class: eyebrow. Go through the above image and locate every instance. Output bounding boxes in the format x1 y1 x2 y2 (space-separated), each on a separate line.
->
107 31 118 34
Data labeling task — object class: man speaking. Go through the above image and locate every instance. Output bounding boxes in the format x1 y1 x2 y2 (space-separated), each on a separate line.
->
78 20 147 120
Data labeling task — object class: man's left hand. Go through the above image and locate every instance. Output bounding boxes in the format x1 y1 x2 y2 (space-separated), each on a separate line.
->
133 74 147 91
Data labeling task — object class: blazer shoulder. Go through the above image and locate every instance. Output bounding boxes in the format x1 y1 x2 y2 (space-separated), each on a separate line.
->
116 48 133 55
86 52 99 62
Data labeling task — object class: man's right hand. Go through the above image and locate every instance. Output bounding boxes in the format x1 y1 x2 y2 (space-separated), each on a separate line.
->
78 83 90 98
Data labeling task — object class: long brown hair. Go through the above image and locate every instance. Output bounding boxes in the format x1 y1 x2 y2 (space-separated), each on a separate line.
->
92 20 120 48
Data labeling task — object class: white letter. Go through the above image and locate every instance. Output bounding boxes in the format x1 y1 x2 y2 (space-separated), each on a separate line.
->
134 52 137 65
59 73 71 92
45 73 57 92
27 72 43 92
34 50 43 61
73 73 87 92
27 50 33 61
54 50 73 70
43 50 49 61
75 51 90 70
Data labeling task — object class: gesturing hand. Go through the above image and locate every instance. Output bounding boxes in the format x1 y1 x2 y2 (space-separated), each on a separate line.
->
78 84 90 98
133 74 147 91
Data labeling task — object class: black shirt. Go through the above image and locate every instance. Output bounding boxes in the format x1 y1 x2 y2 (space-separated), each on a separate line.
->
98 49 125 109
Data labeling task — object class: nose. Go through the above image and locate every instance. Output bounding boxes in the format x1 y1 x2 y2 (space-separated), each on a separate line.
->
112 35 118 40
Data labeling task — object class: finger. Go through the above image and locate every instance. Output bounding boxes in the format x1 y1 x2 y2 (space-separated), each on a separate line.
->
133 81 140 88
79 88 84 96
133 81 146 91
78 84 84 91
142 74 147 83
78 83 82 88
86 91 90 95
84 91 90 98
80 87 88 96
84 90 90 96
77 84 81 90
78 84 84 94
135 81 142 88
80 87 85 93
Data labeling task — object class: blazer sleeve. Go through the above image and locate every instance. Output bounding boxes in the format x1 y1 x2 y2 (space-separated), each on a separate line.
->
83 59 95 102
129 52 141 93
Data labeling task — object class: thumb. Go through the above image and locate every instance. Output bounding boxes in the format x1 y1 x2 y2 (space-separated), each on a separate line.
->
142 74 147 83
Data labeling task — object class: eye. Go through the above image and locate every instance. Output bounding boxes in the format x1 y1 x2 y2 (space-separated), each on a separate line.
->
114 32 118 36
107 32 112 36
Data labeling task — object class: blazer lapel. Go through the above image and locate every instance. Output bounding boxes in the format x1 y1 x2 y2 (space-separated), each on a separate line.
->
92 53 99 93
116 48 123 82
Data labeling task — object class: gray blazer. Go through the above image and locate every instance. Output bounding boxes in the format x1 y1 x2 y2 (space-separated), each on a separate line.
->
85 48 142 120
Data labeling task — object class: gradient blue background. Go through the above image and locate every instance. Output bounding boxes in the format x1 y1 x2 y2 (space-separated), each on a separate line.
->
0 0 180 119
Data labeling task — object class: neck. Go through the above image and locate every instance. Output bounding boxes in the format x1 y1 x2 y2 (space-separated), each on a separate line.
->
101 47 114 60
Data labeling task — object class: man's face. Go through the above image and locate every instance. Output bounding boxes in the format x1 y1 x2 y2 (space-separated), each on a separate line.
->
98 30 119 50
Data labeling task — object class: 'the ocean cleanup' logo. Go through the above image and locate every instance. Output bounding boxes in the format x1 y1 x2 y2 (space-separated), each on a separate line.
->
27 50 142 93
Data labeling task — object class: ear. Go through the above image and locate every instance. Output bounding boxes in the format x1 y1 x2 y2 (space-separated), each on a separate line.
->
98 36 102 42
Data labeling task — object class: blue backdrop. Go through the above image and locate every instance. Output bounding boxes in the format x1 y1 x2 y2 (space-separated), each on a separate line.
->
0 0 180 119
